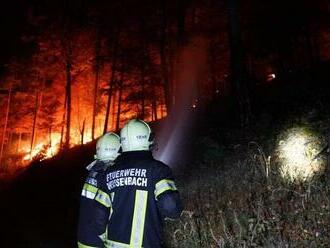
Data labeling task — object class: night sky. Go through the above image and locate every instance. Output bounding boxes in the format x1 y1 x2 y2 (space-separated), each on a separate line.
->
0 0 26 72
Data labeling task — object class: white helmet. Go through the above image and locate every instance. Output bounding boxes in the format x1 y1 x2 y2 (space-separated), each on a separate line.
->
95 132 121 161
120 119 154 152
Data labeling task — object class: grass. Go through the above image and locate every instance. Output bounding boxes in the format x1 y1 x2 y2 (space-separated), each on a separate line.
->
164 134 330 247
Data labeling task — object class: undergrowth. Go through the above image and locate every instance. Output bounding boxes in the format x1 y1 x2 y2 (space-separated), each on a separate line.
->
164 120 330 247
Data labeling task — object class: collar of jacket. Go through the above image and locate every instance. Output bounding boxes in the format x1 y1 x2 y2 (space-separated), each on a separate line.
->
117 151 153 162
86 160 112 171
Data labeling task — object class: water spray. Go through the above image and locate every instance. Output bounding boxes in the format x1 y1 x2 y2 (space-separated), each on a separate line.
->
154 37 209 169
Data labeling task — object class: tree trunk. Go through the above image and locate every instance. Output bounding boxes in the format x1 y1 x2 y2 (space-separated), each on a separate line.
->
62 38 73 149
48 126 52 155
60 94 67 149
171 0 186 107
139 17 147 120
152 85 158 121
152 100 158 121
8 132 13 151
30 90 42 158
65 51 72 148
176 0 186 45
92 31 101 140
111 91 117 130
104 79 114 134
80 119 85 145
0 86 12 167
140 64 146 119
228 0 251 128
103 35 119 134
159 0 172 114
116 72 124 131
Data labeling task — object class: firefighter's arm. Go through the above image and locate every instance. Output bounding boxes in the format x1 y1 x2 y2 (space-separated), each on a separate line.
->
157 191 182 219
154 164 183 219
77 172 110 248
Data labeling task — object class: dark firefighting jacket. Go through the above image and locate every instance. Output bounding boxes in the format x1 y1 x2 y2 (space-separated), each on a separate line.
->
77 160 111 247
77 151 182 248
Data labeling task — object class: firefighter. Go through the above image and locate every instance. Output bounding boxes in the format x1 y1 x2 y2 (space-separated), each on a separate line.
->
77 132 121 248
78 119 182 248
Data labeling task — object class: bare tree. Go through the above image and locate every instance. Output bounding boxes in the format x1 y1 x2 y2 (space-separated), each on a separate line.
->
30 90 42 157
60 31 73 149
91 29 101 140
104 32 119 134
0 86 12 167
159 0 172 113
116 71 124 131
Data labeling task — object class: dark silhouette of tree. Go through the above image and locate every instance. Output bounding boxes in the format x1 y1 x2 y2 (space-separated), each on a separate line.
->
116 70 124 131
103 30 120 134
30 89 42 157
91 28 101 140
159 0 172 113
228 0 251 128
61 34 73 149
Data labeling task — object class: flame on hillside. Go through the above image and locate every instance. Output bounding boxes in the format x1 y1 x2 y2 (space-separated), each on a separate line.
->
22 133 62 161
1 88 167 170
22 131 95 162
20 108 165 162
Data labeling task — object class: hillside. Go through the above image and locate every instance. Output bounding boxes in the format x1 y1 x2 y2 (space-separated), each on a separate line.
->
1 71 330 247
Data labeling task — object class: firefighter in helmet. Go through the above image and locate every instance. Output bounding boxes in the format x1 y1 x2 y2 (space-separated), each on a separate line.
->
78 119 182 248
77 132 121 247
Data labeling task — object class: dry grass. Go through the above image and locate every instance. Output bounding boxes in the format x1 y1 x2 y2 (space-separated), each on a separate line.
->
164 142 330 248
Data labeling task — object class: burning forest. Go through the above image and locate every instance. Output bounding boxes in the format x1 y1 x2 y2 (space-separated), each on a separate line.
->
0 0 231 170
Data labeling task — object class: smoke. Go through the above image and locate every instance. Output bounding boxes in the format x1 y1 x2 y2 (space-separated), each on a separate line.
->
155 37 209 168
